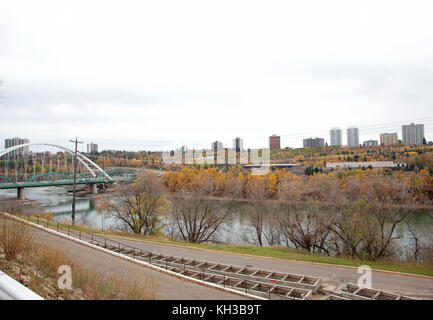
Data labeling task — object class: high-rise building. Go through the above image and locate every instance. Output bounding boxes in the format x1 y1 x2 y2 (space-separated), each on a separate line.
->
347 127 359 147
303 137 325 148
380 133 398 146
232 137 243 152
363 140 378 147
268 135 281 150
402 123 424 145
87 143 98 154
4 137 30 157
211 141 223 152
330 128 342 146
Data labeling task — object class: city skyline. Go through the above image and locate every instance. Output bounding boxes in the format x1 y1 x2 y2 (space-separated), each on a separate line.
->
1 119 431 153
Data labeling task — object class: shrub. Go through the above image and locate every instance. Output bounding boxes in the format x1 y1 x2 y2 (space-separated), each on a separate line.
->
0 216 34 260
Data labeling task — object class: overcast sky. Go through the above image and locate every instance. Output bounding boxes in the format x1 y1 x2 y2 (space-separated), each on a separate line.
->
1 0 433 151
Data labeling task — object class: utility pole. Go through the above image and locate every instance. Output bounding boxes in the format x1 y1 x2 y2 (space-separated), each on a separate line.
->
69 137 83 226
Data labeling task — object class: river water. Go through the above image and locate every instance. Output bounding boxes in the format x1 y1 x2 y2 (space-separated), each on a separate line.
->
1 187 432 255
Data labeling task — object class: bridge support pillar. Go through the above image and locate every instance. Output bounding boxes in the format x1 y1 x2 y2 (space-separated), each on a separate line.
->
17 187 24 200
88 184 98 194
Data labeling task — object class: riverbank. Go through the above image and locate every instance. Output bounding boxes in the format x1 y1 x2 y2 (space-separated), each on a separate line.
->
4 182 433 210
24 216 433 278
106 184 433 210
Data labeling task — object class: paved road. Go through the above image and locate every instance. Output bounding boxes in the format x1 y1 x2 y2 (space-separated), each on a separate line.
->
36 222 433 299
30 226 248 300
83 233 433 299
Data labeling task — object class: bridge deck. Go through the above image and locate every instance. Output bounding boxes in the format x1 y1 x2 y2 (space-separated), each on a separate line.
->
0 178 115 189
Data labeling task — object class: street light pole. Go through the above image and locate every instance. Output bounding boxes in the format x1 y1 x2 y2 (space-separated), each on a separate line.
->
69 137 83 226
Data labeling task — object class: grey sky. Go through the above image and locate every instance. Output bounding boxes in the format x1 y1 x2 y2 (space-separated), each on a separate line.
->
1 0 433 151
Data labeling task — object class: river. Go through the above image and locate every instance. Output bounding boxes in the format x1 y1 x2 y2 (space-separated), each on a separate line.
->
1 187 432 257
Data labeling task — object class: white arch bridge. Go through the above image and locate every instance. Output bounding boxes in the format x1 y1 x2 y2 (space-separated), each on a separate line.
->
0 143 137 199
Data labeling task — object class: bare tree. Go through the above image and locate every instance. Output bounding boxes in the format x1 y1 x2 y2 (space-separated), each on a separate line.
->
105 171 167 235
262 212 281 246
169 185 234 243
278 204 332 254
405 220 421 261
245 178 270 246
405 214 433 263
276 177 332 254
328 177 415 260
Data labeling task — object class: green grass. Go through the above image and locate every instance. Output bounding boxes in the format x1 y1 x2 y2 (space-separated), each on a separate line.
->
23 215 433 278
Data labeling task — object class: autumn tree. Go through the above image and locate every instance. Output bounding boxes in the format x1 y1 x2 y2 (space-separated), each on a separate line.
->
262 211 281 246
170 188 232 243
328 176 415 260
276 175 333 254
105 171 167 235
169 183 234 243
224 170 244 199
244 176 270 246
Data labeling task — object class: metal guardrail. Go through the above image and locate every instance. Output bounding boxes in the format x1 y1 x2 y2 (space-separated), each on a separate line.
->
0 270 44 300
19 215 316 300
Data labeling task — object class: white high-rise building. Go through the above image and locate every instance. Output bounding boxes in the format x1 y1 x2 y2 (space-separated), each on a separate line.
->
87 143 98 154
330 128 342 146
347 127 359 147
402 123 424 145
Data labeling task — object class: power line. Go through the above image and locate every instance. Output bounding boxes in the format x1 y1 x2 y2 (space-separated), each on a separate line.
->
21 116 433 150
